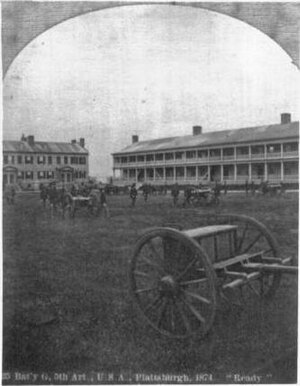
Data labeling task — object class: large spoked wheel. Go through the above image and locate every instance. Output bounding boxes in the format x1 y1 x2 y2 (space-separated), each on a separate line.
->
196 214 281 300
129 228 217 339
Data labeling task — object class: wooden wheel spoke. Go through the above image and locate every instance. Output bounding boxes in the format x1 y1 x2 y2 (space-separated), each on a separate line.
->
157 298 168 328
174 300 192 334
237 223 249 252
180 278 208 286
182 289 211 305
241 233 263 254
148 239 164 263
181 297 206 324
135 286 158 294
144 294 163 313
140 253 165 273
176 256 198 281
169 300 175 332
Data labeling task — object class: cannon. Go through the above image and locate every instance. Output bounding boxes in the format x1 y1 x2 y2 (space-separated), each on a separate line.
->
129 214 297 339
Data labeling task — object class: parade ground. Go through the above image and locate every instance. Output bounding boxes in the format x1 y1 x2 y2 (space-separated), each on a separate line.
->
2 191 298 383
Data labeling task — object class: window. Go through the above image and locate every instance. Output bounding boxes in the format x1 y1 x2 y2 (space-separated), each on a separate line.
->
18 155 22 164
210 149 221 157
236 146 249 155
25 156 34 164
198 150 208 158
223 148 234 157
25 171 33 179
3 155 8 164
47 171 54 179
79 157 86 165
38 156 45 164
146 154 154 162
267 144 280 153
57 156 61 164
64 156 68 165
10 155 15 164
175 152 184 159
137 155 145 162
165 153 174 160
155 153 164 161
129 156 136 163
186 151 196 159
48 156 52 165
283 142 298 152
38 171 46 179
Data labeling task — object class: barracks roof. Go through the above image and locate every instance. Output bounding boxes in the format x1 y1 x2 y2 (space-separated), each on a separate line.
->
3 140 89 154
114 121 299 155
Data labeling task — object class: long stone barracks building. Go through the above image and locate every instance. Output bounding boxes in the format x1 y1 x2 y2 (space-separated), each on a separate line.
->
112 113 299 186
3 135 89 188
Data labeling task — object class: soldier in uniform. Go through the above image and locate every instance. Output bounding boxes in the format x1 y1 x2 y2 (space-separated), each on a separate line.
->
171 183 180 207
130 183 138 207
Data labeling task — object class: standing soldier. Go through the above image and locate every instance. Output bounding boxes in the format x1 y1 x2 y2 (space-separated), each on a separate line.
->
40 184 48 208
171 183 180 207
100 188 110 218
142 184 149 203
130 183 138 207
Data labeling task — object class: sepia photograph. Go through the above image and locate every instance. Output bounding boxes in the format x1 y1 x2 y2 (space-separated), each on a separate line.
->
2 1 299 384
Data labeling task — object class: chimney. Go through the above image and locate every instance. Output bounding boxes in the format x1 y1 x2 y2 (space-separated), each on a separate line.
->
281 113 291 124
21 134 26 141
28 135 34 146
193 126 202 136
71 139 76 144
79 138 85 148
132 135 139 144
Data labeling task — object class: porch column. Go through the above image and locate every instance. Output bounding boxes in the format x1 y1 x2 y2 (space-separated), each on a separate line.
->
220 165 224 182
281 161 284 181
173 167 176 182
196 165 199 182
264 163 268 181
234 164 237 182
184 166 187 181
153 168 156 182
163 167 166 183
248 163 252 180
207 165 211 182
135 169 138 183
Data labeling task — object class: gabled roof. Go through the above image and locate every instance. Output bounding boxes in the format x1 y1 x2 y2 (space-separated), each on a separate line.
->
3 140 89 154
113 121 299 155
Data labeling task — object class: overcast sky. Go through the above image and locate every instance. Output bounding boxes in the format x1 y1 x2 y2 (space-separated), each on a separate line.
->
3 4 300 180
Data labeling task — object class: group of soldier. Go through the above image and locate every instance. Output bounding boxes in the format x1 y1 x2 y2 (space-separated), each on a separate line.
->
129 181 222 207
39 181 109 218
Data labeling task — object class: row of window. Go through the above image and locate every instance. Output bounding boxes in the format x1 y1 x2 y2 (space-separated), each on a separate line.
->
3 154 87 165
16 170 87 180
122 162 298 178
115 142 298 164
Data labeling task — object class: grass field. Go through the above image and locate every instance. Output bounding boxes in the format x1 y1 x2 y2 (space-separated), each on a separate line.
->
2 191 298 383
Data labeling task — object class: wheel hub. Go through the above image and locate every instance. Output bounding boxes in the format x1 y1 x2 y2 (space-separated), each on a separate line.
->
159 275 179 296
